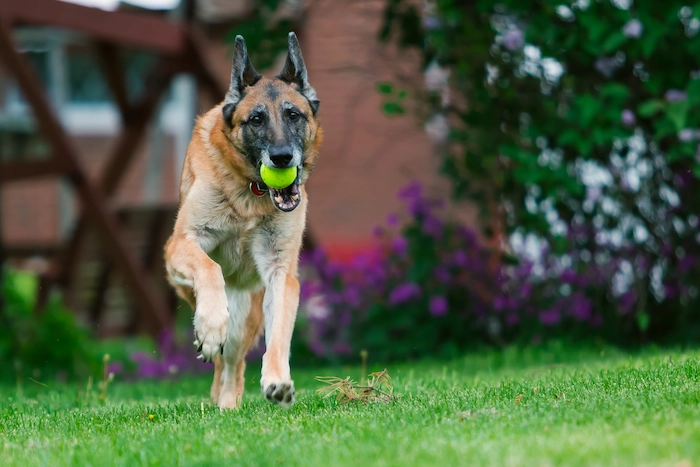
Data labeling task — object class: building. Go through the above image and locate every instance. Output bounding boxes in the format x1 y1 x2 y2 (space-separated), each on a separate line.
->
0 0 476 333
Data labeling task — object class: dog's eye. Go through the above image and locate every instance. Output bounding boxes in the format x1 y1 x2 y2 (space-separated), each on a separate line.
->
249 115 263 126
288 110 300 121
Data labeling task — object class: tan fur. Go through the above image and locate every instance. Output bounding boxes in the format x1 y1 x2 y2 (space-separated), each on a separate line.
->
164 77 322 409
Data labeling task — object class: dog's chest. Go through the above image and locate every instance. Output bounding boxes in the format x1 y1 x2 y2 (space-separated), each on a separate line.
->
204 218 263 289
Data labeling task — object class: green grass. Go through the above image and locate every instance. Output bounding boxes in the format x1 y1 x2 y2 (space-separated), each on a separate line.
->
1 344 700 466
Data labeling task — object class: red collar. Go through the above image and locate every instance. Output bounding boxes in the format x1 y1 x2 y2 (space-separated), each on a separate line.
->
250 181 268 197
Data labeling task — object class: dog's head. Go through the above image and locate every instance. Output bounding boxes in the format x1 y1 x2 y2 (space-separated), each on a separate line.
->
221 32 322 212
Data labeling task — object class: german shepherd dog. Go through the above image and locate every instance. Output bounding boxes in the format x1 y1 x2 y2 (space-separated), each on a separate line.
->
164 33 322 409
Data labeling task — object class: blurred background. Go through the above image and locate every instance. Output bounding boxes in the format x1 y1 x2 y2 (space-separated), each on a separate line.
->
1 0 699 381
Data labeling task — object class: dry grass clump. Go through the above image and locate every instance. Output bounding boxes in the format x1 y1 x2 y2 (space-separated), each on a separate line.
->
315 369 394 405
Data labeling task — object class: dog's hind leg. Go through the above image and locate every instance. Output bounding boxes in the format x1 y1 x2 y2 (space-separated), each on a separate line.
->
210 355 224 403
217 287 264 409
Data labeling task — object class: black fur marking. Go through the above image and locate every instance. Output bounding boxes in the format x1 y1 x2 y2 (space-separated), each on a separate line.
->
265 85 280 103
308 98 320 115
223 103 236 127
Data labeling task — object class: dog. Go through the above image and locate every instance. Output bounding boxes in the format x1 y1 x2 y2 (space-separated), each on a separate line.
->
163 32 322 409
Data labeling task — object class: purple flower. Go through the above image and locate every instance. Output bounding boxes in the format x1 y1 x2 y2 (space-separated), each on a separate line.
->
494 295 508 311
408 199 429 216
621 109 636 127
309 341 326 357
107 362 123 375
429 296 448 316
561 269 578 283
539 309 561 325
680 255 697 273
434 266 451 283
386 213 399 226
661 244 673 258
397 181 423 201
519 282 533 299
453 250 468 267
344 285 362 307
622 19 643 38
389 282 421 305
392 236 409 256
664 284 678 299
503 28 524 51
505 313 520 326
679 129 694 142
423 215 443 238
619 291 637 314
300 280 320 302
332 342 353 355
665 89 687 102
569 294 592 321
458 226 477 246
422 16 442 31
595 57 619 78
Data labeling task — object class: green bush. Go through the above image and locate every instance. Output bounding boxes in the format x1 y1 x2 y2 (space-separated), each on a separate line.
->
0 268 101 381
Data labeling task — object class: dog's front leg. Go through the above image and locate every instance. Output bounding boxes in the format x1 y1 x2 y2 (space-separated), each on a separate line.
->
165 235 229 361
259 270 299 408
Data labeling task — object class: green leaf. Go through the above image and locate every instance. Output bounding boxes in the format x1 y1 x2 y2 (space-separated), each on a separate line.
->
654 118 677 140
637 99 664 117
665 101 689 132
397 89 408 99
687 79 700 106
636 310 650 332
599 83 629 101
578 138 593 157
641 21 666 58
382 101 405 116
551 235 569 254
576 94 603 127
557 129 580 147
693 164 700 179
601 32 627 54
377 82 393 94
667 143 696 162
587 18 609 44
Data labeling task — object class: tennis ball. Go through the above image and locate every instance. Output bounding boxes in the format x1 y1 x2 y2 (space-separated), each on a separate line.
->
260 165 297 189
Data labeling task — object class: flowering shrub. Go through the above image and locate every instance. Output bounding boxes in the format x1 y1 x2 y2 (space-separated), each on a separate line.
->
299 182 500 361
296 178 700 362
128 328 214 379
373 0 700 346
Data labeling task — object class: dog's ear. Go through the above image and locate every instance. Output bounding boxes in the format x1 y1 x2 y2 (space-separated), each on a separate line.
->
223 35 262 123
277 32 320 115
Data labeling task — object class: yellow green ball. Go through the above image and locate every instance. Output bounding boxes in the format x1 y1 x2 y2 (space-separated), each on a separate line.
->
260 165 297 189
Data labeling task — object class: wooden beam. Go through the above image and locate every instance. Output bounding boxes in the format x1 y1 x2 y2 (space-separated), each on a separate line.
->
0 23 171 334
0 0 185 55
0 157 71 182
93 40 130 119
184 26 227 104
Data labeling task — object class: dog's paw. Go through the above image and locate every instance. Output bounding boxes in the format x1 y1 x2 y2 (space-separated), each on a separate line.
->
193 307 229 362
217 391 241 410
262 380 296 408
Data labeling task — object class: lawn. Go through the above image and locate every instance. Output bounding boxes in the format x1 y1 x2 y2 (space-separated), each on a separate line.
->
1 344 699 466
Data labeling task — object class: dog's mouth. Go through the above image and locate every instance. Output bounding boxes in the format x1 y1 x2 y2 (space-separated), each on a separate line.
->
269 179 302 212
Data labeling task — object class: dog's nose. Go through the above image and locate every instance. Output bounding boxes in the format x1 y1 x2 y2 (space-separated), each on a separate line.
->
269 149 294 168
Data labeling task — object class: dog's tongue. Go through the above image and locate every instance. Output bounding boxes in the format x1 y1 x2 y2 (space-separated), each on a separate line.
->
270 182 301 212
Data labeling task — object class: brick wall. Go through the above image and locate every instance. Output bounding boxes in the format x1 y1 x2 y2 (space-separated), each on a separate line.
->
3 0 478 260
301 0 477 259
